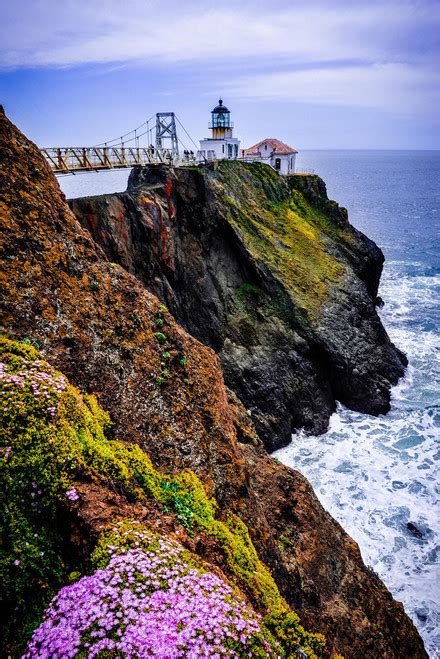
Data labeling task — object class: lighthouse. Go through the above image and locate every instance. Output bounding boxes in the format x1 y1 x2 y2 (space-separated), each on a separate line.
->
199 99 240 161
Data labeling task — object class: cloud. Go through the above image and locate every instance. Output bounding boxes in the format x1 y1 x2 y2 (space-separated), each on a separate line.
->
0 0 439 69
1 0 438 119
225 62 440 113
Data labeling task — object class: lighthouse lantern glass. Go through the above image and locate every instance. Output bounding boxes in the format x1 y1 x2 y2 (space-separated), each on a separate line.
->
212 113 230 128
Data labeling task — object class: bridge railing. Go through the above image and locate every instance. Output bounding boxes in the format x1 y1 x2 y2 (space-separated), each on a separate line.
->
41 146 183 174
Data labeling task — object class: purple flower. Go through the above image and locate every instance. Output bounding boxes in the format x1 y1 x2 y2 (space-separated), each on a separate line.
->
24 536 275 658
65 487 79 502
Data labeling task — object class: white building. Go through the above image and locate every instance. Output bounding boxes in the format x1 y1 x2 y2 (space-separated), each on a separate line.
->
199 99 240 161
242 138 298 175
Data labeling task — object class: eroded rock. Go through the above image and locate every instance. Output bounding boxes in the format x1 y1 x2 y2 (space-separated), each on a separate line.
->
70 162 407 451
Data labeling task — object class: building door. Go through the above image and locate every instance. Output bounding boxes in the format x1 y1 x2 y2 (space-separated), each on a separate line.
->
275 158 281 171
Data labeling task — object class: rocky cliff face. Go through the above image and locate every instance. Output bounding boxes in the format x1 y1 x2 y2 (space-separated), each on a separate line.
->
0 110 426 658
69 162 407 451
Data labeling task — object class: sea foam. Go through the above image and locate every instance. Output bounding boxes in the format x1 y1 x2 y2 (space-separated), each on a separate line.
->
275 267 440 657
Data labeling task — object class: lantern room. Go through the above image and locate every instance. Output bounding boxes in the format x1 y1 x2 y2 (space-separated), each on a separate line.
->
209 99 233 137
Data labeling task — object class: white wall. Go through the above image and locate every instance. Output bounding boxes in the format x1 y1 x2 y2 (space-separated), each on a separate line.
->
245 143 297 174
261 141 271 157
290 153 297 173
269 153 296 174
199 138 240 160
269 153 289 175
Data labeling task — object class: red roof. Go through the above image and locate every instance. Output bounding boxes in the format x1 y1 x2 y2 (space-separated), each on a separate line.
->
243 138 298 155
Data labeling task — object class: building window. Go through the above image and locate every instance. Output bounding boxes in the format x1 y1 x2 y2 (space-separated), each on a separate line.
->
275 158 281 171
222 144 224 153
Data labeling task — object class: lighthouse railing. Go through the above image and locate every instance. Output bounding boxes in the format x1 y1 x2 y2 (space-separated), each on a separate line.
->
208 121 234 129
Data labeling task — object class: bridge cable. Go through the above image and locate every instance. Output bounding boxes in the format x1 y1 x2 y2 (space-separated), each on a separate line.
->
175 115 207 162
93 114 156 147
175 115 200 151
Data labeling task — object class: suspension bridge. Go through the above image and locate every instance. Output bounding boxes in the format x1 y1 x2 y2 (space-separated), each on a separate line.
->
41 112 200 175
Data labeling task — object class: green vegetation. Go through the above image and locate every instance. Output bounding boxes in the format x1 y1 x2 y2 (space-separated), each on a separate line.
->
153 306 189 385
0 337 326 656
265 611 328 658
234 280 301 327
18 337 40 350
91 519 198 571
278 529 297 552
214 161 352 320
156 369 170 386
36 520 280 658
235 282 265 302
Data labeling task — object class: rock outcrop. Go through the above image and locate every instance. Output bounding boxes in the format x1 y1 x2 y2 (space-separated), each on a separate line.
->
0 111 426 657
69 162 407 451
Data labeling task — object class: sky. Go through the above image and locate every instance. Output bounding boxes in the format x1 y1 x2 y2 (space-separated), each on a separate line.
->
0 0 439 150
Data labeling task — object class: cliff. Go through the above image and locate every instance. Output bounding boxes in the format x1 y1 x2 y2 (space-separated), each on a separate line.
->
0 110 426 658
69 161 407 451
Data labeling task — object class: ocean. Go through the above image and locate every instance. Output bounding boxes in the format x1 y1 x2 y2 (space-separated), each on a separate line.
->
277 150 440 658
59 151 440 656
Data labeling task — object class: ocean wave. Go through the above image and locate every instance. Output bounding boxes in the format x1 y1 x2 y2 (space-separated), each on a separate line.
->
275 267 440 657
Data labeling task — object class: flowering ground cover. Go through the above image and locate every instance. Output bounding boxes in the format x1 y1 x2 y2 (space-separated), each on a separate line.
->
25 522 278 657
0 338 326 657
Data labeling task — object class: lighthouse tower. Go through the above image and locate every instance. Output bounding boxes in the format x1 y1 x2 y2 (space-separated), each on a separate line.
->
199 99 240 161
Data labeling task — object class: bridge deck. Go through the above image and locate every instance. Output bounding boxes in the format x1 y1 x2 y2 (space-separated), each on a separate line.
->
41 147 191 174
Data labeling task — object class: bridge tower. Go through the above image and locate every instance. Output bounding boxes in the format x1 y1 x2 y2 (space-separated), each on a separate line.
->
155 112 179 157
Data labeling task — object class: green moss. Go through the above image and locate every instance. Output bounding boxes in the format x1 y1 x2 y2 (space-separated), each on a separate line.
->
18 337 41 351
234 280 303 328
208 514 285 614
0 337 327 657
265 611 327 658
91 519 197 571
213 162 351 321
234 282 265 305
